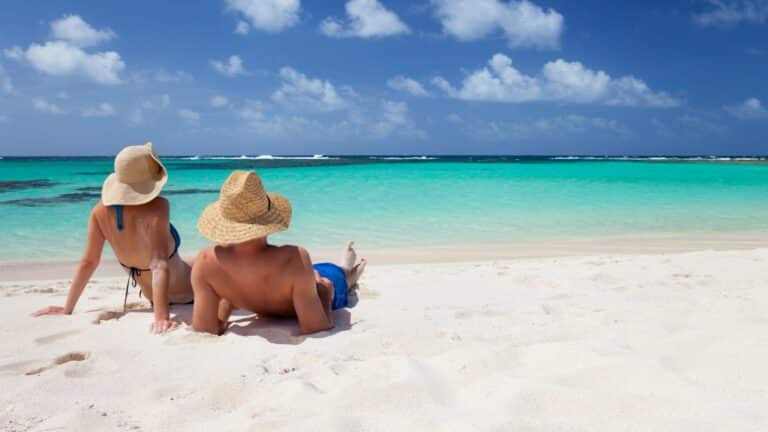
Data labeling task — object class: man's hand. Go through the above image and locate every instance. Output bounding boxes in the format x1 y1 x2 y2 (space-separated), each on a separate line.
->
149 319 178 334
31 306 68 317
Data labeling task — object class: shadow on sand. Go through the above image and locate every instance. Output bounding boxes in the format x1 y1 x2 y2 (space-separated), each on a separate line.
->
169 304 354 345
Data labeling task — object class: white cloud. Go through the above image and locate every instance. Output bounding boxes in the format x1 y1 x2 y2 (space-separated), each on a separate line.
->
226 0 301 32
387 75 429 96
694 0 768 27
9 41 124 85
128 108 144 125
33 97 65 114
466 115 629 140
4 46 23 61
210 55 245 77
725 97 768 119
368 100 426 139
272 67 350 112
50 15 115 47
678 114 727 135
82 102 116 117
0 64 13 94
320 0 409 38
141 94 171 110
235 20 250 34
431 0 563 49
153 69 193 83
178 109 200 121
211 95 229 108
432 53 680 107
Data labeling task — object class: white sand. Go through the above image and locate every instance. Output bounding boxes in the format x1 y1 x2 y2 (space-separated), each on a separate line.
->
2 248 768 431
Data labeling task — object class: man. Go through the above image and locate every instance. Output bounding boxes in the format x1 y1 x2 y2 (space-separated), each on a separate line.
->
191 170 365 335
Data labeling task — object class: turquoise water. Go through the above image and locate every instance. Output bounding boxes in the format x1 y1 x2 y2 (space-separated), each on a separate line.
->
1 156 768 261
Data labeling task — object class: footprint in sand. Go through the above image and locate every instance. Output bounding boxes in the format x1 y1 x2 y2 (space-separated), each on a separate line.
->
34 329 81 344
25 352 90 376
92 302 149 324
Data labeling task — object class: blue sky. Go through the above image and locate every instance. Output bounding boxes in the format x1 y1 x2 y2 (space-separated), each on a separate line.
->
0 0 766 156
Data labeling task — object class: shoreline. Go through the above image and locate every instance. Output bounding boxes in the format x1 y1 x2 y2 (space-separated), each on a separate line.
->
3 230 767 281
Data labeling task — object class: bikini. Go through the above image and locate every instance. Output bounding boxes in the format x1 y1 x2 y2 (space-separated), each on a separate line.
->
112 205 181 312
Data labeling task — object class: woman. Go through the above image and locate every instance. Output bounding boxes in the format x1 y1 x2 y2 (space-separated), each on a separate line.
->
32 143 193 334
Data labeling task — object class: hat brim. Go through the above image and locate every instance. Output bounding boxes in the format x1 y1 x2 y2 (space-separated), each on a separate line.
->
101 173 168 206
196 192 292 244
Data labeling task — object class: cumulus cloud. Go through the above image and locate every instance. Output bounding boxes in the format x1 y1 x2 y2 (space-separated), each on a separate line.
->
226 0 301 32
33 98 65 114
82 102 116 117
431 0 563 49
0 64 13 94
725 97 768 119
5 16 124 85
211 95 229 108
272 67 350 112
141 94 171 110
22 41 124 84
387 75 429 96
235 20 250 35
459 114 629 141
210 55 245 77
50 15 115 47
320 0 409 38
178 109 200 121
238 98 425 141
693 0 768 27
128 109 144 125
432 53 680 107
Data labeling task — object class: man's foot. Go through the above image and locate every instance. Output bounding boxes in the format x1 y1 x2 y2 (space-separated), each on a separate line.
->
347 258 367 288
340 240 356 271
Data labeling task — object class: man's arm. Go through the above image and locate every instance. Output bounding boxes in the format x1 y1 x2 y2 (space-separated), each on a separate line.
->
191 249 227 335
292 248 333 335
32 208 105 317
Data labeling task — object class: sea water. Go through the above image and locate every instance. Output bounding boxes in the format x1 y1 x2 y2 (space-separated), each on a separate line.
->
1 156 767 261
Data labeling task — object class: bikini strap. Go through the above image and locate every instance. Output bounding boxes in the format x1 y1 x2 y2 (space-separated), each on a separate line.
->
112 205 124 231
122 267 145 312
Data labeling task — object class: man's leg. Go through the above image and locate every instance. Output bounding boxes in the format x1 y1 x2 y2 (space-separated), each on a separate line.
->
316 277 334 319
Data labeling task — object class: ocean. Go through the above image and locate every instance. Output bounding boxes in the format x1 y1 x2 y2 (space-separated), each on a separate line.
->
1 155 768 261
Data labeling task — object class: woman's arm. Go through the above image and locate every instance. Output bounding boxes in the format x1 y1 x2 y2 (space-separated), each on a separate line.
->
148 200 176 334
32 207 105 316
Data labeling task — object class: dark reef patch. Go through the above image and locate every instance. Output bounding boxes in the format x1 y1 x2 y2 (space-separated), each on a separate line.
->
0 179 59 192
0 192 100 207
162 188 218 195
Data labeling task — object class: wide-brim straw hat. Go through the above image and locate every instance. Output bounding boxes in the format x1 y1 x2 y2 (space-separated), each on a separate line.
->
102 142 168 206
197 170 292 244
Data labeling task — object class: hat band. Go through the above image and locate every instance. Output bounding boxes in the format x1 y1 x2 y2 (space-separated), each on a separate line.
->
223 195 274 223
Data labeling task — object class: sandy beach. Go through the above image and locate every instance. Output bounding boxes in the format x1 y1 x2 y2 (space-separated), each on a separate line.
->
2 244 767 431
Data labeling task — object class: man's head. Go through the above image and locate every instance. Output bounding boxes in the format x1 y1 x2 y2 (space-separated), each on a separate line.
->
197 170 292 245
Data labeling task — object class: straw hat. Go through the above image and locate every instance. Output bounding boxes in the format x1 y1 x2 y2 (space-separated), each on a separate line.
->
197 170 292 244
101 143 168 206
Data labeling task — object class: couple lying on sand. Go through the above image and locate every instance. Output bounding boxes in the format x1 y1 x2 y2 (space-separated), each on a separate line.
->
32 143 366 335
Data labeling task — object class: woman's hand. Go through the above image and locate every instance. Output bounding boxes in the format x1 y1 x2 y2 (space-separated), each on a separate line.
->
149 319 178 334
31 306 68 317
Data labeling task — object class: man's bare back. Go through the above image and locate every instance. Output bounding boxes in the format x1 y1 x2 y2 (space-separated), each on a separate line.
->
191 238 334 335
